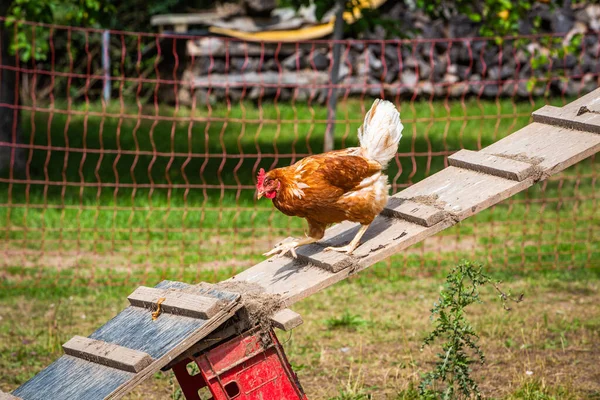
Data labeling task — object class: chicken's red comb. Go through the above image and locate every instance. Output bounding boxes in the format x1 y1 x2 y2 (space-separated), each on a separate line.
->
257 168 266 187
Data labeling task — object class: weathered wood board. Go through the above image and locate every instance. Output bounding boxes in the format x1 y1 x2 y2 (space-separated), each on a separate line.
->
382 198 446 227
192 71 329 89
11 357 133 400
533 105 600 134
481 122 600 174
127 286 222 319
231 89 600 305
62 336 153 373
13 281 241 400
448 149 535 181
270 308 303 331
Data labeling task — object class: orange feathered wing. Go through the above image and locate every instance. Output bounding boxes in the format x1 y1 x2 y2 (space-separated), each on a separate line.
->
270 149 384 227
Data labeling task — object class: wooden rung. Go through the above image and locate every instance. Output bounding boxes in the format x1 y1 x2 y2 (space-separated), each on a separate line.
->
128 286 221 320
62 336 153 373
533 105 600 134
270 309 303 331
383 198 446 227
448 149 534 181
295 243 354 273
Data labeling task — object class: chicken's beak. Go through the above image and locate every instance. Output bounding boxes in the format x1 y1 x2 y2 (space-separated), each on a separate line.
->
257 190 263 200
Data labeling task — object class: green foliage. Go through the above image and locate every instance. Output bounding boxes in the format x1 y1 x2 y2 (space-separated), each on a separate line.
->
419 260 522 399
3 0 211 63
394 382 421 399
5 0 114 62
415 0 544 40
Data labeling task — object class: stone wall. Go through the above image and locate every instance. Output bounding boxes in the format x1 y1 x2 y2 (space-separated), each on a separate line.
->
175 3 600 105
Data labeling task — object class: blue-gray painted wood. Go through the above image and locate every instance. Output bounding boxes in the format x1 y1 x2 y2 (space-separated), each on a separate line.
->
12 280 241 400
89 307 207 359
89 281 240 360
13 356 132 400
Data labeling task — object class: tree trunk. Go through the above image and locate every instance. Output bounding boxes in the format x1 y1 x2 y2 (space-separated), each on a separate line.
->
0 6 24 175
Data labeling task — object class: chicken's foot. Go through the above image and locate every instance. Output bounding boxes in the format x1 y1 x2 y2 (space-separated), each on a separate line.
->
325 224 370 255
263 235 319 258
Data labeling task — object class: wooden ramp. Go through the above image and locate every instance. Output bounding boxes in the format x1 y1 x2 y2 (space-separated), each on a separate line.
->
229 88 600 304
7 89 600 400
12 281 241 400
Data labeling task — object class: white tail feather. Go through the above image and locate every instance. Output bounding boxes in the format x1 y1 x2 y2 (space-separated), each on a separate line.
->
357 99 403 168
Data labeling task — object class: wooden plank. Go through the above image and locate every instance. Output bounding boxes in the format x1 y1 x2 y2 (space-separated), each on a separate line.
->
270 309 303 331
233 255 339 304
231 170 531 305
550 87 600 111
295 243 354 273
588 96 600 113
186 38 325 57
382 198 446 226
14 281 241 400
128 286 221 319
191 71 329 89
150 13 222 26
393 167 528 221
531 88 600 133
532 105 600 134
105 282 241 400
62 336 153 373
448 149 535 181
324 215 453 265
0 391 21 400
13 356 133 400
481 122 600 175
231 97 600 307
106 306 239 399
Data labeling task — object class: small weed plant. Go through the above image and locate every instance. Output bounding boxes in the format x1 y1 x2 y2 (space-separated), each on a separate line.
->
419 260 523 399
325 310 369 330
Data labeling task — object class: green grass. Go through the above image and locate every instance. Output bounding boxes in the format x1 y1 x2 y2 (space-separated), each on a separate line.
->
0 96 597 293
325 310 370 331
0 97 598 397
2 264 599 398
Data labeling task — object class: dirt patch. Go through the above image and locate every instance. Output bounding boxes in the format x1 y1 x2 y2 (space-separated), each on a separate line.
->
493 152 545 166
411 194 446 209
197 280 283 336
410 194 460 224
0 248 129 271
493 152 548 181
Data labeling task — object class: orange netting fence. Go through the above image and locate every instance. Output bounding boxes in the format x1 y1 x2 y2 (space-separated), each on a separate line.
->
0 19 598 290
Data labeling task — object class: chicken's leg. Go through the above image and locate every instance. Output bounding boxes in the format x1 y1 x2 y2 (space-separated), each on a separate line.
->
325 224 369 255
263 235 319 258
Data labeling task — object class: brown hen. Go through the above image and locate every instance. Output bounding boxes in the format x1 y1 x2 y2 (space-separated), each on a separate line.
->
256 99 403 257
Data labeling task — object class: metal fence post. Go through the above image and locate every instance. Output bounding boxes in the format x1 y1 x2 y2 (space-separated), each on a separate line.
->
102 30 110 103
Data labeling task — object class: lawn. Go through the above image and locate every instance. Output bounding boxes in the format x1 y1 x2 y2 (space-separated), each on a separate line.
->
1 96 597 288
1 266 599 399
0 96 598 398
